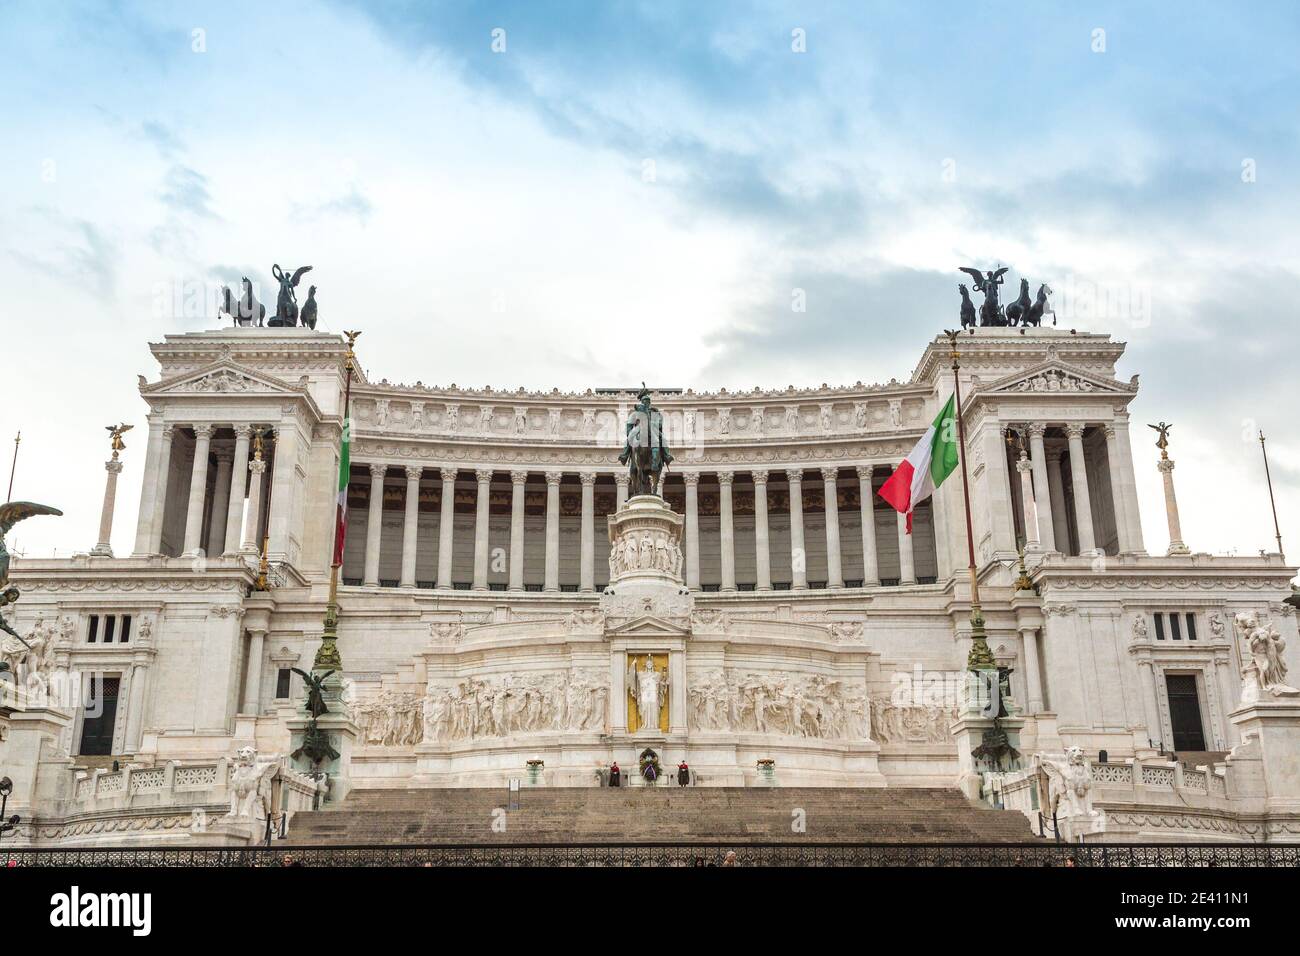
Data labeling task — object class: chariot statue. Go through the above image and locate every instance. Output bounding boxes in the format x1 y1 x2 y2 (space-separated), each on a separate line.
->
619 384 673 498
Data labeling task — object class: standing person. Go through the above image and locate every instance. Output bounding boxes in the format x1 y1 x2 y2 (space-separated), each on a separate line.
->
677 760 690 786
609 762 621 787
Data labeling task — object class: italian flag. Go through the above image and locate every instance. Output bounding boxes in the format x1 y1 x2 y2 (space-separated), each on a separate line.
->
878 394 959 533
331 415 351 567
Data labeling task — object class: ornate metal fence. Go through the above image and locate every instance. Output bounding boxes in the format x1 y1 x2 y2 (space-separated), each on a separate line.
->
4 842 1299 867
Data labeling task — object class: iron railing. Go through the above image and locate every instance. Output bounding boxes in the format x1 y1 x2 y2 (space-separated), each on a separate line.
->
3 842 1299 867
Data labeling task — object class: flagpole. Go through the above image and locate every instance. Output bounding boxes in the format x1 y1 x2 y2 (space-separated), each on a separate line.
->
6 431 20 502
1259 431 1285 561
944 330 995 671
315 331 360 673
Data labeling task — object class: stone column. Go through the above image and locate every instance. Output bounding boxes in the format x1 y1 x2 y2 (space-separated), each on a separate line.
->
1045 447 1070 554
242 457 267 552
437 468 456 588
207 449 234 556
223 425 251 555
614 473 629 511
182 424 212 556
472 469 493 590
896 510 916 585
1015 456 1040 551
241 628 266 714
787 469 808 589
92 458 124 556
363 463 386 586
1065 424 1097 554
822 467 843 588
267 420 300 562
1135 659 1164 751
984 425 1016 556
857 465 880 586
580 472 596 592
683 473 701 590
123 658 151 753
544 471 562 592
1113 420 1145 553
1103 425 1133 553
1020 626 1043 713
509 471 527 591
1158 457 1190 555
718 471 736 592
133 417 165 555
401 465 422 587
1026 425 1056 551
752 470 771 591
148 425 177 554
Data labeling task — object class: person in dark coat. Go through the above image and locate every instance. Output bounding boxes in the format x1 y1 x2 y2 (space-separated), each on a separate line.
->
609 762 621 787
677 761 690 786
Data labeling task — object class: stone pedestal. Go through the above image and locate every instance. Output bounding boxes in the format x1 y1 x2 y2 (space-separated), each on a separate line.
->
287 712 359 805
1228 699 1300 817
0 706 75 816
604 494 686 597
951 674 1026 801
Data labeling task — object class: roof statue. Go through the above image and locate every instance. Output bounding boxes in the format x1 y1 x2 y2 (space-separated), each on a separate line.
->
618 383 674 498
958 267 1054 327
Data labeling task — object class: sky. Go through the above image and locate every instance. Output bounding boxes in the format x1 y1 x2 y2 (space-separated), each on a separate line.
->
0 0 1297 572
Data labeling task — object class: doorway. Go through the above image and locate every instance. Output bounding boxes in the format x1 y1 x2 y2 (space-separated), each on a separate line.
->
1164 673 1206 752
79 675 121 756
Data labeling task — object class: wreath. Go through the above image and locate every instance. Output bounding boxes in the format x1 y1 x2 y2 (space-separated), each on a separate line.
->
639 748 662 782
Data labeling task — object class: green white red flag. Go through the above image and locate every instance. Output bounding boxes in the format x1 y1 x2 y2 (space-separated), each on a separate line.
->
331 415 351 567
878 393 959 533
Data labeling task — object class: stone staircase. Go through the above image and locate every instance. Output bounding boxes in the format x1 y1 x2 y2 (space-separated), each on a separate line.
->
286 787 1039 845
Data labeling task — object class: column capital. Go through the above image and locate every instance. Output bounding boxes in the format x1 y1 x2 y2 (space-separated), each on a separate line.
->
1157 458 1175 474
212 446 234 464
856 464 875 481
162 424 176 440
439 467 458 483
1065 423 1087 440
545 470 564 486
717 471 734 487
1027 422 1048 439
511 470 530 485
233 423 253 439
369 462 388 480
1016 457 1033 475
1102 423 1118 440
475 468 494 483
105 459 124 476
613 473 630 488
405 464 424 481
579 472 597 487
786 468 804 483
192 424 213 440
249 458 267 476
751 469 768 484
682 472 700 487
820 466 839 482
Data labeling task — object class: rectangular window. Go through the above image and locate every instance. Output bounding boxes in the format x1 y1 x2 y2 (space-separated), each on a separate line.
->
103 616 117 643
1185 613 1198 641
87 615 99 643
1153 614 1166 640
1170 614 1183 641
275 668 292 699
119 615 132 643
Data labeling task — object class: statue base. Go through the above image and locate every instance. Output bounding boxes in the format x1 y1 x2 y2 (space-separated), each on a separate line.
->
1228 699 1300 817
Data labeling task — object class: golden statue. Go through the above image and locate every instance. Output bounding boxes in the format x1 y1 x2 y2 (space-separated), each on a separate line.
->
105 423 133 459
1148 421 1173 460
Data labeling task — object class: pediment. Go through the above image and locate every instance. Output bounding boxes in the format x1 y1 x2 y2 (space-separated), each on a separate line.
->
978 360 1137 397
605 614 689 638
141 359 305 397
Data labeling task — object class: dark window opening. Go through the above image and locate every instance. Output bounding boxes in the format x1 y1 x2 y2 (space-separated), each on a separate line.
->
1165 674 1206 751
275 668 292 699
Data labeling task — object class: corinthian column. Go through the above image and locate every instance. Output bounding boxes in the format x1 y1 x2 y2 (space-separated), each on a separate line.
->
437 468 456 588
1016 455 1040 551
92 458 124 556
1158 457 1190 555
401 465 422 587
857 465 880 586
614 473 629 511
1026 425 1056 551
718 471 736 592
363 463 386 586
207 449 233 556
472 469 493 590
1065 424 1097 554
683 472 701 590
580 472 596 592
242 456 267 553
509 470 527 591
1103 424 1133 553
897 510 916 585
787 469 808 589
223 425 251 555
822 467 843 588
752 470 771 591
544 471 562 592
182 424 212 556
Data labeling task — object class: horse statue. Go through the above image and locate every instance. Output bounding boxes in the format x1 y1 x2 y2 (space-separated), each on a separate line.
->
958 284 977 329
1023 283 1054 327
958 266 1009 326
1002 278 1032 326
618 385 673 498
221 278 266 327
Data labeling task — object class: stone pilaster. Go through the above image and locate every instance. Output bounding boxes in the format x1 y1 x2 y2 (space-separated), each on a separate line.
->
1103 424 1133 553
1065 424 1097 554
133 416 165 555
